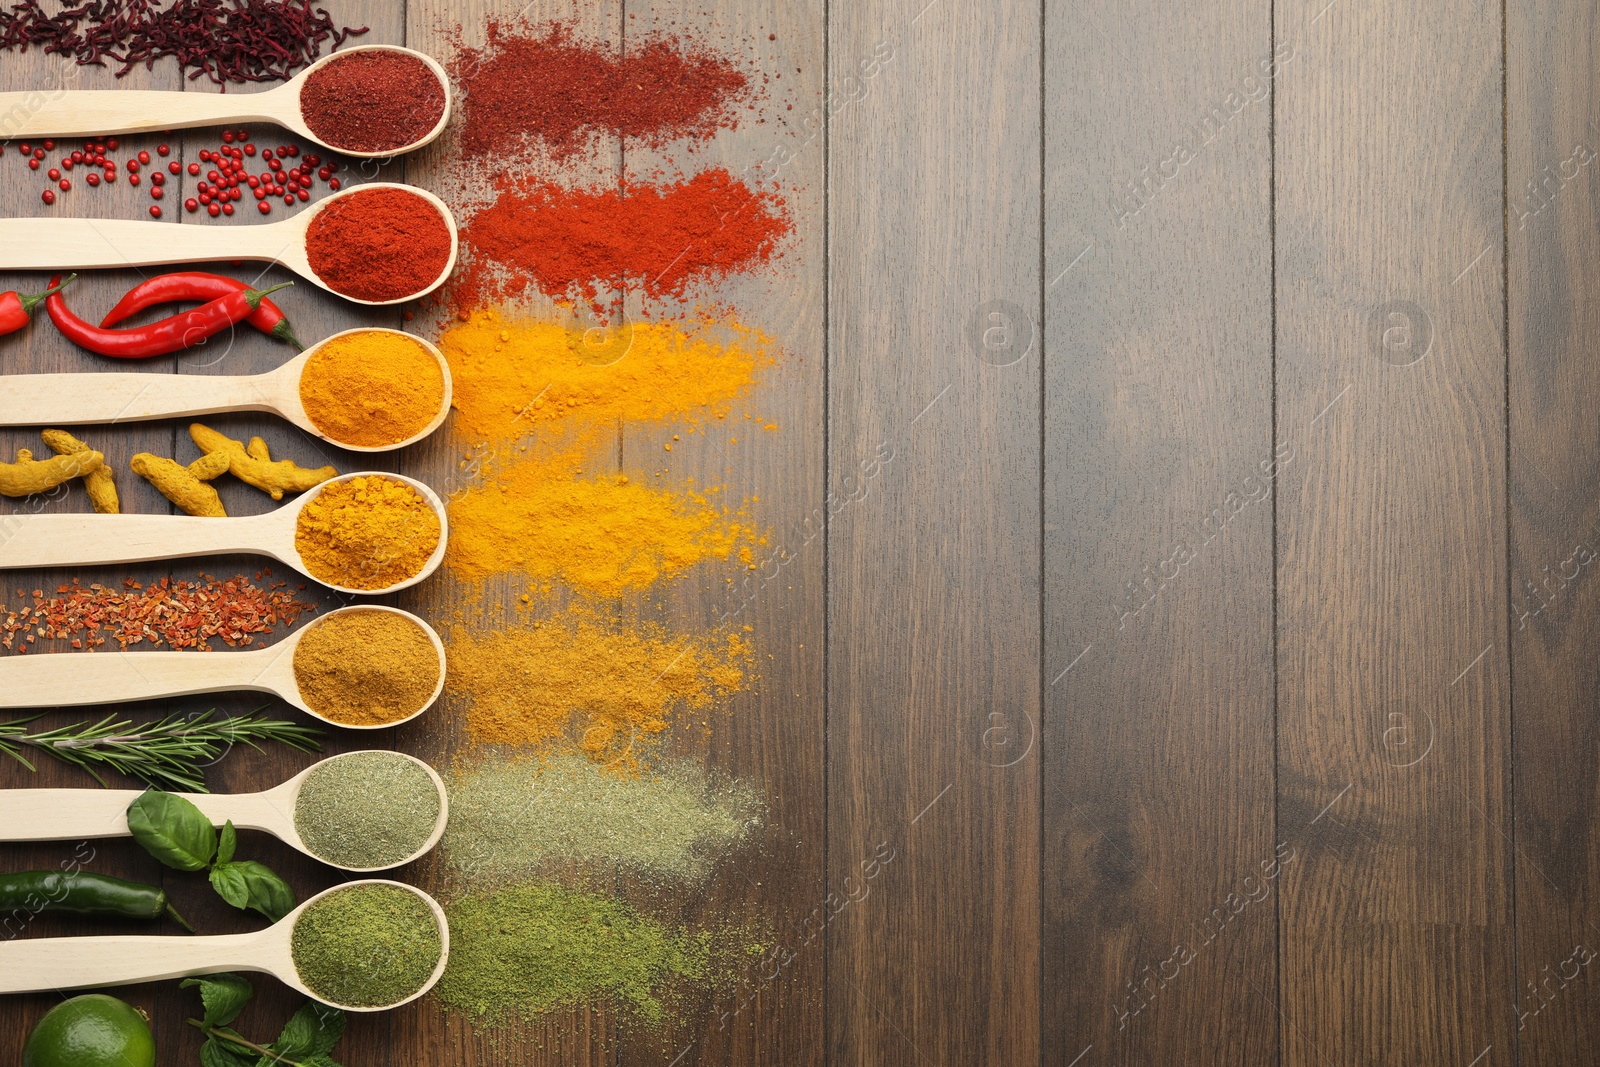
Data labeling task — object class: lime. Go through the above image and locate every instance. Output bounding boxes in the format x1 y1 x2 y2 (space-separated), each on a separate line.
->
21 994 155 1067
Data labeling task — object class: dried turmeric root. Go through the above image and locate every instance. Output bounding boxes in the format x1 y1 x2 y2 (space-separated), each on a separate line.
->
189 423 335 501
0 447 104 498
41 429 119 514
131 451 231 517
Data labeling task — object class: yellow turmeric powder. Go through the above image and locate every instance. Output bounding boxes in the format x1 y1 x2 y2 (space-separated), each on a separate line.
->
440 307 772 445
448 602 753 769
446 448 759 597
298 330 446 448
0 448 102 498
294 475 441 590
41 430 118 513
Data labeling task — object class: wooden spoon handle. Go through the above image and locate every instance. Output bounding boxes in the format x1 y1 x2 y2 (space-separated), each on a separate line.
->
0 217 281 271
0 513 277 569
0 788 145 841
0 371 282 428
0 931 268 993
0 649 276 709
0 89 272 138
0 788 292 841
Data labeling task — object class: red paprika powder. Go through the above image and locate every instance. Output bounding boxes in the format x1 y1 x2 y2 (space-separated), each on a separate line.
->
305 188 453 303
457 167 790 314
449 20 750 159
300 48 446 154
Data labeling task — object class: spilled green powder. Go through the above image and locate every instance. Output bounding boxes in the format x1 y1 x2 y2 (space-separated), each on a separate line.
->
294 751 442 869
435 882 708 1025
442 754 760 883
291 884 442 1008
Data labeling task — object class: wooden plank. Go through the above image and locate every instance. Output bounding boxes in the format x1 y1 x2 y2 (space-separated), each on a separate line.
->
1040 0 1278 1062
0 37 186 1067
612 4 827 1066
1506 0 1600 1061
825 1 1040 1063
1274 0 1513 1063
394 2 622 1065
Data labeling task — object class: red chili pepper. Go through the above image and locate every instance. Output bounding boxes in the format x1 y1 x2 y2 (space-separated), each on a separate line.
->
46 274 294 359
0 274 74 335
99 271 300 348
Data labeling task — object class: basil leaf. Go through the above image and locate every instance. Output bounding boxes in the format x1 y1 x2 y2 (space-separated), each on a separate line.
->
199 1037 255 1067
180 972 254 1028
209 863 251 911
217 820 237 866
126 790 217 871
210 860 296 922
272 1002 345 1060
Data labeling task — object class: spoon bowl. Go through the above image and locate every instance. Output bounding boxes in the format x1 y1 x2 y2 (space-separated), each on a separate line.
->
0 45 452 158
0 471 450 595
0 605 447 729
0 327 455 452
0 879 450 1011
0 750 451 872
0 182 459 305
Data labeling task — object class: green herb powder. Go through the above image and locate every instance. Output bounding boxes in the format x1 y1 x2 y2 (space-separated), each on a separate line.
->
290 883 442 1008
442 754 759 883
294 751 442 869
435 882 709 1025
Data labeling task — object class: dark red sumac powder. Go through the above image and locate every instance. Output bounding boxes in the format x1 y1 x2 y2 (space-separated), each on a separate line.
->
449 20 750 159
305 188 453 302
456 167 790 313
300 49 446 153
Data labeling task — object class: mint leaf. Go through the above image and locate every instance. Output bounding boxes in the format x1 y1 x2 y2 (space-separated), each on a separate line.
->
126 790 217 871
217 820 237 866
199 1038 254 1067
272 1002 345 1060
181 972 254 1028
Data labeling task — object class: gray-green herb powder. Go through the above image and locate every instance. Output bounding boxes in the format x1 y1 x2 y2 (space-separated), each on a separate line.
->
442 754 760 884
294 751 441 869
290 883 442 1008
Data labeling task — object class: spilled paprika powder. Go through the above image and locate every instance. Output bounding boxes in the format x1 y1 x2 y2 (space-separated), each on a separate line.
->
449 19 751 159
457 167 790 314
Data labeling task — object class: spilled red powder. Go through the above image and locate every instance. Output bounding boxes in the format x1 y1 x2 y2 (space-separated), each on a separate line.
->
456 167 791 313
449 20 751 159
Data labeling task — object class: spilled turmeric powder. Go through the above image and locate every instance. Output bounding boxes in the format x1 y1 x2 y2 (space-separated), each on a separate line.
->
440 307 772 445
448 602 753 769
446 448 759 597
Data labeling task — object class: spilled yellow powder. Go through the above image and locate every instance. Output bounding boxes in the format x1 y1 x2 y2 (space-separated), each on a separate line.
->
448 603 753 769
446 447 760 597
441 307 772 445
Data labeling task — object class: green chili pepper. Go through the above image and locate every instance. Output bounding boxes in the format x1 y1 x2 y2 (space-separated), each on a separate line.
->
0 871 193 931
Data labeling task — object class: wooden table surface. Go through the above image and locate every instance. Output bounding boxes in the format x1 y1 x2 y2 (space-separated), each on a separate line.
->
0 0 1595 1064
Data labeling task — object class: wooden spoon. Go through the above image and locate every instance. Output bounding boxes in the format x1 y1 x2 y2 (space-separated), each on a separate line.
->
0 328 453 452
0 605 445 728
0 471 448 594
0 879 449 1010
0 182 458 305
0 750 449 872
0 45 451 158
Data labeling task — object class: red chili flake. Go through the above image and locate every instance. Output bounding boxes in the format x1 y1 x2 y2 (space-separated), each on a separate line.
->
0 574 315 653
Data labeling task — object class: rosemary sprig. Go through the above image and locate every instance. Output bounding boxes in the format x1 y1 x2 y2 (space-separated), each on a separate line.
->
0 710 322 793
